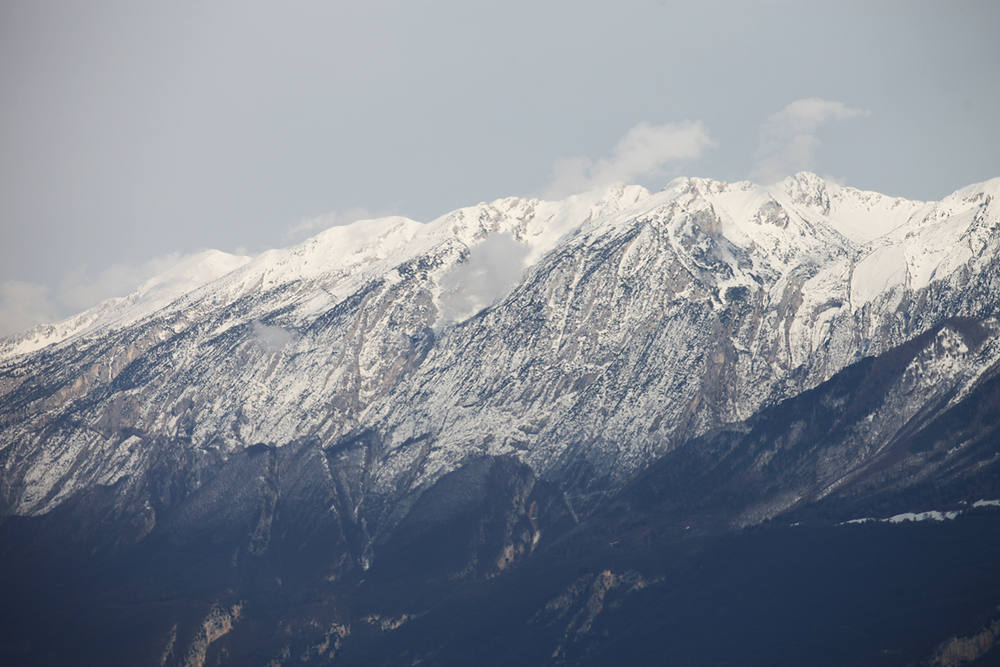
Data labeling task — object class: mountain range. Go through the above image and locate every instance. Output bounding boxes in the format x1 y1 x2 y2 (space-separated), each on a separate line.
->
1 172 999 665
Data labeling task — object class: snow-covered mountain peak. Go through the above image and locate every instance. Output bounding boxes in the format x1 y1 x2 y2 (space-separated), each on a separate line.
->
244 183 654 285
252 214 427 285
945 175 1000 202
134 249 251 295
201 184 657 310
770 172 926 244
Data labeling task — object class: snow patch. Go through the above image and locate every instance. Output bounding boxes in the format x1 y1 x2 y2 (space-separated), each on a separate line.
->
887 510 960 523
842 500 1000 526
851 244 907 305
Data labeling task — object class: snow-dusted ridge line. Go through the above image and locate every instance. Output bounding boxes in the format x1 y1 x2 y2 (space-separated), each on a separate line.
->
3 172 996 364
0 184 656 362
1 171 998 518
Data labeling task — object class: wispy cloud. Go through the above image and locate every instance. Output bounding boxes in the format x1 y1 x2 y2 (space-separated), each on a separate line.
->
285 206 384 242
436 233 529 328
57 253 204 313
751 98 870 184
0 252 220 338
0 281 61 338
545 120 715 198
251 320 295 353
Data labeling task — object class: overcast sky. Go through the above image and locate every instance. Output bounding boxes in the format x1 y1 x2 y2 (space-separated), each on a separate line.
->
1 0 999 335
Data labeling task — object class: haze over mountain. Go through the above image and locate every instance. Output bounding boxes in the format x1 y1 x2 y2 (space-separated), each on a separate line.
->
1 172 998 665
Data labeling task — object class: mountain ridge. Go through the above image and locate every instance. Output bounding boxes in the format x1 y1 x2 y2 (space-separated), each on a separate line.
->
6 172 997 362
1 172 997 519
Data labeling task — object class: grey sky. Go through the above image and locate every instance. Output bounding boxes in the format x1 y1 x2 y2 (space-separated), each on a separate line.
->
1 0 999 335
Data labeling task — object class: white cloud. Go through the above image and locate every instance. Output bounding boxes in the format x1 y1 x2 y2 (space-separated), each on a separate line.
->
436 233 530 327
251 320 295 353
545 120 715 198
0 281 60 338
0 252 219 338
285 206 382 242
55 253 198 314
751 98 870 184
